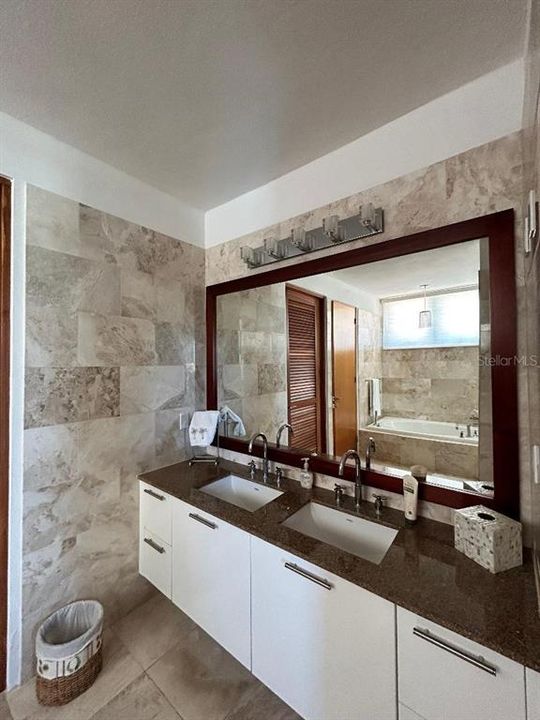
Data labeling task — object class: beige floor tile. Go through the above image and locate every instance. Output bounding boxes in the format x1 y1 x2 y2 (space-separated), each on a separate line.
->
147 626 255 720
114 593 195 670
224 681 302 720
6 630 143 720
0 693 13 720
89 674 180 720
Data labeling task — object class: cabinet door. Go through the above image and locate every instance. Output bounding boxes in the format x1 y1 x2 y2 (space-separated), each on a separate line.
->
398 606 526 720
139 529 171 598
251 535 396 720
527 668 540 720
172 499 251 669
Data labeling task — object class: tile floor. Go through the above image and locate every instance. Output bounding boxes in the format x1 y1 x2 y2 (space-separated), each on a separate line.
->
1 594 301 720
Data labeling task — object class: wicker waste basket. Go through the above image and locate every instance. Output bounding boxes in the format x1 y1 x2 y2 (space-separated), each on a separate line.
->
35 600 104 706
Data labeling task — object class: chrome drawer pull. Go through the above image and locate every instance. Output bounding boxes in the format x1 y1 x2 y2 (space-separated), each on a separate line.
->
189 512 217 530
144 537 165 554
144 488 165 501
413 627 497 676
284 562 332 590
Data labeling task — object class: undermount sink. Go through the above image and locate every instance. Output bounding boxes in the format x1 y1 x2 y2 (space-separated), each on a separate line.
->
282 502 398 564
200 474 283 512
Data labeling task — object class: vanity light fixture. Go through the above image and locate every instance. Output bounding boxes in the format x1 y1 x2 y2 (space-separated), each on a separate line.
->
239 206 384 269
418 284 432 329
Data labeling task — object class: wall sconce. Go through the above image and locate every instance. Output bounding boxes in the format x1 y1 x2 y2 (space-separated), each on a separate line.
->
323 215 346 243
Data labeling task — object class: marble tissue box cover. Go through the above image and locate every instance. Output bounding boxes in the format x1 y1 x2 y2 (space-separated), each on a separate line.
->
454 505 522 574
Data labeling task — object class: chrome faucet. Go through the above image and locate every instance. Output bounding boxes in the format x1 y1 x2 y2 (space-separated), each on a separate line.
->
338 449 363 509
276 422 294 448
365 437 376 470
248 432 269 483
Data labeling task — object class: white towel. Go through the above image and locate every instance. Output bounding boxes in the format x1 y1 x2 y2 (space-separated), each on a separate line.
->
219 406 246 437
189 411 220 447
370 378 382 416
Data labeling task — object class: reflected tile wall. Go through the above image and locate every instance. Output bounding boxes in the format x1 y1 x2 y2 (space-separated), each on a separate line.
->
381 347 479 424
22 186 205 681
217 285 287 439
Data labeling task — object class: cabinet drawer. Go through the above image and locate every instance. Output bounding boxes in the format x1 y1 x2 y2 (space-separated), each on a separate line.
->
397 607 526 720
140 481 172 544
139 529 172 598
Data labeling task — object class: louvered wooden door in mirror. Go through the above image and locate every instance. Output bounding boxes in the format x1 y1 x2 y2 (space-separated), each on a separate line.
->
286 286 326 454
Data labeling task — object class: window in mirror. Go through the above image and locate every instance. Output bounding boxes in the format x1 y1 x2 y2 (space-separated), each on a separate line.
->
382 287 480 350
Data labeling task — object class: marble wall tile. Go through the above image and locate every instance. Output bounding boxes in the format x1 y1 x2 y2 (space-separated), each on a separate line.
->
155 409 189 466
22 189 203 681
120 366 186 414
155 322 195 365
24 367 120 428
23 424 79 491
26 185 80 255
121 268 156 320
25 306 78 367
258 363 287 394
78 312 157 366
26 245 121 316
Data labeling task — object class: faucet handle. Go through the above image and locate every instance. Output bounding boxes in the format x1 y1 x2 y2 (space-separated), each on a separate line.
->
372 494 385 516
275 466 284 487
248 459 257 479
334 483 345 505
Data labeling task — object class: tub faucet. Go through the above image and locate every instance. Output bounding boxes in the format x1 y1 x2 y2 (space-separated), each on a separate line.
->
248 432 269 482
276 423 294 448
365 437 376 470
338 449 363 509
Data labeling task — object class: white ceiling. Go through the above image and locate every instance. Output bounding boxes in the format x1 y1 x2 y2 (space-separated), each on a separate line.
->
330 239 481 298
0 0 527 210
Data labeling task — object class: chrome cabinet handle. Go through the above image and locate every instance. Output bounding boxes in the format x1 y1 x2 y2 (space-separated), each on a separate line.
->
144 537 165 554
189 512 217 530
144 488 165 501
413 627 497 676
284 562 332 590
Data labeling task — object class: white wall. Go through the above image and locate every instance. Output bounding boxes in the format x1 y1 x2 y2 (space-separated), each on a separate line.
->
293 273 378 314
0 111 204 689
0 111 205 247
205 60 524 247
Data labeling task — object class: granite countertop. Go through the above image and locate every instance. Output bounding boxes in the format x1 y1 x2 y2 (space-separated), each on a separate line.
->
139 458 540 673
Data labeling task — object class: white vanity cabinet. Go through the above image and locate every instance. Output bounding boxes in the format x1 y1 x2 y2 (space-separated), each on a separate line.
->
397 607 526 720
527 668 540 720
171 498 251 669
251 535 397 720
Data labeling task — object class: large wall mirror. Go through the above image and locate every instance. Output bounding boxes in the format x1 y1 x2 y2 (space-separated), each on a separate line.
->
207 212 518 516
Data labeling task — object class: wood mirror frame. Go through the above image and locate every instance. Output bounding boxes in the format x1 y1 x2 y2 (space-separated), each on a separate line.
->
206 211 519 518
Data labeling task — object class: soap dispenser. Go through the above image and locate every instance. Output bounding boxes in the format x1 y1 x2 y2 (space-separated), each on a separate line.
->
299 457 313 489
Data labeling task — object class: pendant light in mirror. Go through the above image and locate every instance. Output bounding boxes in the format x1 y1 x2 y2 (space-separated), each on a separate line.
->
418 284 432 328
